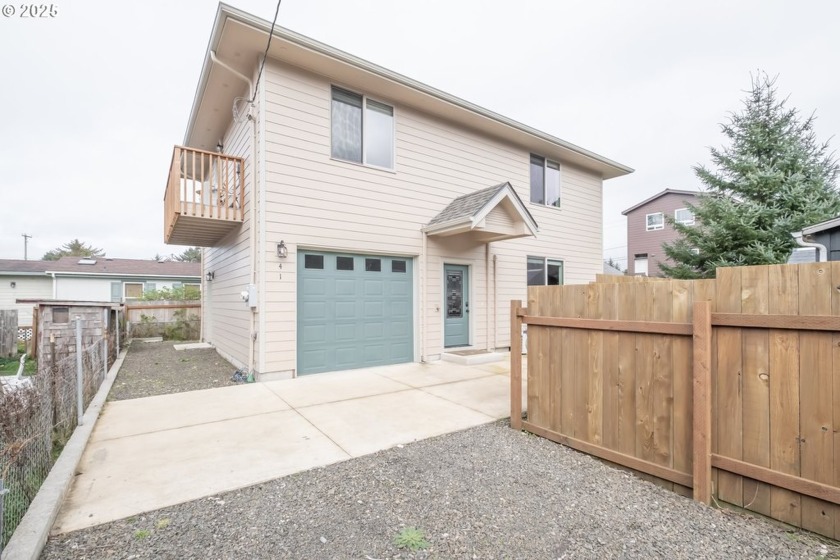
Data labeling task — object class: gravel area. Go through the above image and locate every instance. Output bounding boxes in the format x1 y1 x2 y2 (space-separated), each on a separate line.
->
107 341 237 401
42 421 837 559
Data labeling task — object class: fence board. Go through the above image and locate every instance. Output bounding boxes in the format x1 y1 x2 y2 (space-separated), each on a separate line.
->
672 281 693 497
548 288 563 433
616 283 637 456
560 286 576 435
602 283 621 451
586 284 604 445
740 265 771 516
768 264 801 528
798 263 835 537
831 262 840 540
715 266 744 507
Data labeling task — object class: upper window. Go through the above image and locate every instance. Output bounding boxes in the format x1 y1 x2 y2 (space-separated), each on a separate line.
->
331 86 394 169
675 208 695 225
527 256 564 286
646 212 665 231
529 154 561 208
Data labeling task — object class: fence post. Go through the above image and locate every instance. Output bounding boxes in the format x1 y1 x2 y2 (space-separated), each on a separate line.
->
0 478 7 554
510 300 523 430
102 334 108 378
116 311 120 356
75 316 84 426
692 300 713 505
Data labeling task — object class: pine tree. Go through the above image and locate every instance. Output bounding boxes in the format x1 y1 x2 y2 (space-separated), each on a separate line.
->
660 74 840 279
42 239 105 261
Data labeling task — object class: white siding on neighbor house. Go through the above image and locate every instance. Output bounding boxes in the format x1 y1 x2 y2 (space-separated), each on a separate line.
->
0 276 52 327
201 89 257 370
255 60 603 374
54 277 186 302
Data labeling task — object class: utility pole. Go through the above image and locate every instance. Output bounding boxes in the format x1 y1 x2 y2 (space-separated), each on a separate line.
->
21 233 32 260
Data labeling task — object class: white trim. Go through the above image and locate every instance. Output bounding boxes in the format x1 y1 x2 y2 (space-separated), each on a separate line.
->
423 184 539 237
43 271 200 280
675 207 695 225
802 215 840 235
645 212 665 231
330 85 396 171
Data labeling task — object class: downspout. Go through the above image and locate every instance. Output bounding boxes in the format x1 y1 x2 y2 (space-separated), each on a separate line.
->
792 231 827 262
200 248 205 342
485 243 491 351
257 69 267 375
420 232 427 362
493 253 498 350
50 272 56 299
209 50 258 374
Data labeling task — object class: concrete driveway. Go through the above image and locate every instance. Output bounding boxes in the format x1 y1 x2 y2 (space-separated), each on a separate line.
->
53 358 523 534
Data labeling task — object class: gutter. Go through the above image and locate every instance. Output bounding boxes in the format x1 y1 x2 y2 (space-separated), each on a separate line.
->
792 231 828 262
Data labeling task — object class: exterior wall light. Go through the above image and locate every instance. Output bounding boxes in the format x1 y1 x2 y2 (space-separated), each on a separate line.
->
277 241 288 258
205 271 215 281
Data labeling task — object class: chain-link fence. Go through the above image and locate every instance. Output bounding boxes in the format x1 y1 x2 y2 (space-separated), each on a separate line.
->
0 330 114 552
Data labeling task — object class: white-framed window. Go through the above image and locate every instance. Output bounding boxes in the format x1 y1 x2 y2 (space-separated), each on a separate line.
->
675 207 695 225
529 154 561 208
646 212 665 231
634 253 649 276
124 282 144 300
331 86 394 169
527 256 564 286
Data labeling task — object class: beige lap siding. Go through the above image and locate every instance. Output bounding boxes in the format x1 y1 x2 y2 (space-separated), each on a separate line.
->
257 59 603 374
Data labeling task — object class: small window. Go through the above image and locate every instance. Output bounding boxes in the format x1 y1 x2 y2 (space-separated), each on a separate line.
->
331 86 394 169
304 254 324 270
336 256 354 271
124 282 143 299
646 212 665 231
365 258 381 272
675 208 695 225
53 307 69 324
527 256 564 286
529 154 561 208
391 260 407 273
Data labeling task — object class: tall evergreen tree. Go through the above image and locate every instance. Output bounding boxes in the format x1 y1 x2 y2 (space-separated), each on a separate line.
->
42 239 105 261
660 74 840 279
174 247 201 263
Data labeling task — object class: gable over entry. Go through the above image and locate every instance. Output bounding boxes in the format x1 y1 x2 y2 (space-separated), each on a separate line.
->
423 182 538 242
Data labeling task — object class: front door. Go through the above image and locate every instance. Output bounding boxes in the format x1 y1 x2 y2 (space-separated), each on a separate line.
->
443 264 469 347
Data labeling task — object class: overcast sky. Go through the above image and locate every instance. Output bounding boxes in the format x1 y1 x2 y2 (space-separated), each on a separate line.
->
1 1 839 265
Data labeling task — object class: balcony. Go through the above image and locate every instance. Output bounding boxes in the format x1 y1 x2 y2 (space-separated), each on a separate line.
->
164 146 245 246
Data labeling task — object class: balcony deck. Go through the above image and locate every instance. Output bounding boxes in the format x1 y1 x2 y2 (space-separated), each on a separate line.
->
164 146 245 247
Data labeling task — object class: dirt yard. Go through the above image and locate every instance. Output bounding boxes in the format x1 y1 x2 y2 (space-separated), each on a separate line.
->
108 341 237 400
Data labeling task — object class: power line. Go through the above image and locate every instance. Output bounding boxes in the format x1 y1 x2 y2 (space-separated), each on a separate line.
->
250 0 282 105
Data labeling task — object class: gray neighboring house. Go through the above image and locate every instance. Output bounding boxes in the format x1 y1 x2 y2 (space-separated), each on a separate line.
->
602 260 625 276
791 216 840 262
0 257 201 327
622 189 699 277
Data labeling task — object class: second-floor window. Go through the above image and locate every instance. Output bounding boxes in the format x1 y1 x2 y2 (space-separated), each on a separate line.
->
331 86 394 169
530 154 561 208
675 207 695 225
527 256 564 286
646 212 664 231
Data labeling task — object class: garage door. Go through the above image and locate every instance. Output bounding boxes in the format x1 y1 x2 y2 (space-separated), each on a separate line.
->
297 251 414 374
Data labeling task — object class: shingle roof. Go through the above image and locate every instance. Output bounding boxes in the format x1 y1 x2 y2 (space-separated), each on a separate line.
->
621 189 700 216
0 257 200 277
428 183 509 226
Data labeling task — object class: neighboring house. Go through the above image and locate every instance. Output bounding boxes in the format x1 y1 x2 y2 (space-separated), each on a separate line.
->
622 189 699 277
791 215 840 262
0 257 200 327
0 260 53 327
163 4 632 378
602 260 625 276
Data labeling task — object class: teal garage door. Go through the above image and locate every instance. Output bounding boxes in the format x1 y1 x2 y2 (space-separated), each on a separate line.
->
297 251 414 374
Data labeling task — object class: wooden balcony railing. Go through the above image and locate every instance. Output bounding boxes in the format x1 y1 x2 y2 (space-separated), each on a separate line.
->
164 145 245 246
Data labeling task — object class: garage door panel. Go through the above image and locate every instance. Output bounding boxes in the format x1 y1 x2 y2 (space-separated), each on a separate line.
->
298 251 414 375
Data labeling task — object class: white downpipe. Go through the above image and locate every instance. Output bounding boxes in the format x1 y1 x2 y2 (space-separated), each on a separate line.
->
792 231 827 262
210 51 254 98
257 70 267 375
485 243 491 351
209 49 258 374
420 232 427 362
493 253 498 350
50 272 56 298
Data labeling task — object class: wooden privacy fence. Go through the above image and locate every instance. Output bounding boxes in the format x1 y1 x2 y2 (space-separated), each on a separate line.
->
511 262 840 540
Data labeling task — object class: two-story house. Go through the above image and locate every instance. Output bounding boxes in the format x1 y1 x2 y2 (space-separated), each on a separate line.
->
622 189 698 277
163 4 632 378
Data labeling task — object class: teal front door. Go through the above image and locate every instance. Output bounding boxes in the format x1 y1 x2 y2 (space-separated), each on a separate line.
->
298 251 414 374
443 264 469 347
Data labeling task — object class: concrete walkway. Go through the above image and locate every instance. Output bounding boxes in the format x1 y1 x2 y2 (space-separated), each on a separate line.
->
53 358 523 534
